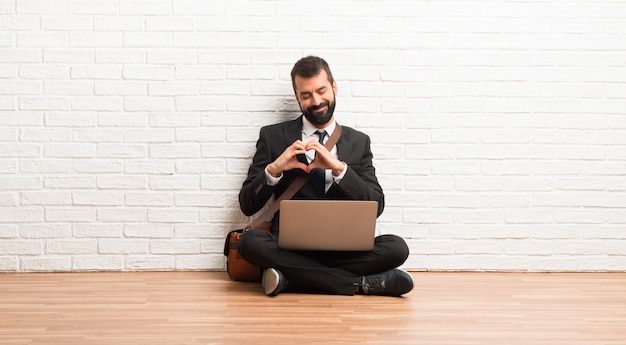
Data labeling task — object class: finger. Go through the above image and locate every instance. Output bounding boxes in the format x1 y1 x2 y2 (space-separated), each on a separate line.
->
293 141 308 152
307 159 325 171
305 141 321 151
294 162 309 171
305 164 315 173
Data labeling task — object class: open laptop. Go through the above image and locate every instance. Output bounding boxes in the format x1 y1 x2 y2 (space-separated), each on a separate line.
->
278 200 378 251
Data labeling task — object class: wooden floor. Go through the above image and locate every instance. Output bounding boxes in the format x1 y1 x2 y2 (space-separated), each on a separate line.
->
1 272 625 345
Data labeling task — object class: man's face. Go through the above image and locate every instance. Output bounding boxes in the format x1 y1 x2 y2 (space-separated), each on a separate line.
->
294 70 338 127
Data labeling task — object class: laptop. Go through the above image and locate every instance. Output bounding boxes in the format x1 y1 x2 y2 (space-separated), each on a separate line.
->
277 200 378 251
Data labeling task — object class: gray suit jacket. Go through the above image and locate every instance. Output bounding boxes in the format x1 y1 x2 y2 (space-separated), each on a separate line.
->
238 116 384 232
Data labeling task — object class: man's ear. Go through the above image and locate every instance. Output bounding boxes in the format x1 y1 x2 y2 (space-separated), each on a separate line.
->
332 81 338 95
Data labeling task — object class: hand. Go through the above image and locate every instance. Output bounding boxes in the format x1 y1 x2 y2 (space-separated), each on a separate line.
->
305 140 345 175
267 140 309 177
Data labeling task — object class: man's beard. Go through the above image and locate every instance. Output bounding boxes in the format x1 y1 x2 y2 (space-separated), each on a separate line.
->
302 97 336 126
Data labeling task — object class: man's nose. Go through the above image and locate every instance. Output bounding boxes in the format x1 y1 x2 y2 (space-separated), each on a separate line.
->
311 93 322 106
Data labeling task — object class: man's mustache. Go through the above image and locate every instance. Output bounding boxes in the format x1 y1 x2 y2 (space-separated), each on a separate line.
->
307 101 330 112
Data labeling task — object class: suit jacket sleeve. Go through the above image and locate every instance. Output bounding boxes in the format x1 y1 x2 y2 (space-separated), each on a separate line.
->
331 128 385 216
238 125 280 216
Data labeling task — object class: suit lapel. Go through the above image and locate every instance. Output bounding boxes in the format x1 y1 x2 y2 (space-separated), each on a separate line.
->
283 115 308 165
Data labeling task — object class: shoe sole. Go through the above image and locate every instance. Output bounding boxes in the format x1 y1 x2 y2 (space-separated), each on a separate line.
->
262 269 280 296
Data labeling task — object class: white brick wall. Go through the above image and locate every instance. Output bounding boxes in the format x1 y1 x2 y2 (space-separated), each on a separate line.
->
1 0 625 272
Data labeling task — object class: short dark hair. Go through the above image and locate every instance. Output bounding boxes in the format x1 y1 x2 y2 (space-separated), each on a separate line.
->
290 56 334 92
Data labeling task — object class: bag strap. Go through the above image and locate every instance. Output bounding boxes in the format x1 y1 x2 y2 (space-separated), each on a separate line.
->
245 123 343 230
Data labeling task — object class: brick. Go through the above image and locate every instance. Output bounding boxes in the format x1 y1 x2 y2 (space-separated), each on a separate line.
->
97 144 146 159
124 224 173 238
176 254 222 271
98 239 148 254
148 82 199 96
21 191 72 206
20 97 70 111
150 240 198 254
73 224 123 238
505 209 555 224
96 49 145 64
0 49 41 63
44 143 96 158
46 239 96 255
478 255 530 272
149 49 197 65
149 144 199 159
69 32 123 48
72 256 123 271
148 209 198 223
72 128 122 142
146 17 194 32
0 143 40 157
70 65 122 80
72 160 123 173
44 176 94 189
148 176 199 190
0 257 18 271
124 255 174 271
124 33 173 48
0 177 41 190
41 16 91 30
0 224 17 238
124 129 175 145
98 113 148 127
174 224 223 239
0 80 40 94
69 1 118 15
97 208 146 222
174 159 226 174
45 49 94 63
123 66 172 80
73 191 124 206
45 112 97 127
21 256 72 271
124 161 175 175
94 16 144 31
44 81 93 95
120 0 171 15
19 65 71 79
174 193 231 207
17 222 68 239
45 208 96 222
72 97 122 111
96 176 147 190
95 81 146 96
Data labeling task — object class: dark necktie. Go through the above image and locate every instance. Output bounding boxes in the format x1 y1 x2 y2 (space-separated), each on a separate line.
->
314 130 327 196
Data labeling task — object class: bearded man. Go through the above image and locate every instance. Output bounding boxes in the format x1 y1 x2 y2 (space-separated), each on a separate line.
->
237 56 413 297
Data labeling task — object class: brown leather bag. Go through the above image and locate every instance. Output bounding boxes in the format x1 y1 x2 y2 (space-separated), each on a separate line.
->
223 223 270 282
224 124 343 282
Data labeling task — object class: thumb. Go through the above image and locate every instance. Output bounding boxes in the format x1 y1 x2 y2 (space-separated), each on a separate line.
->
306 161 321 173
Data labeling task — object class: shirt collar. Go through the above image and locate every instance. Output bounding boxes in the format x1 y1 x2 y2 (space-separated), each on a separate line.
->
302 116 336 138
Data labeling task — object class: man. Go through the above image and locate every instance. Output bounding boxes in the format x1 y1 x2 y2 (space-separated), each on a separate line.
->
237 56 413 297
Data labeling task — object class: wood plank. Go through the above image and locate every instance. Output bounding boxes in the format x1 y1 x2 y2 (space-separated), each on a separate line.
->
1 272 625 344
